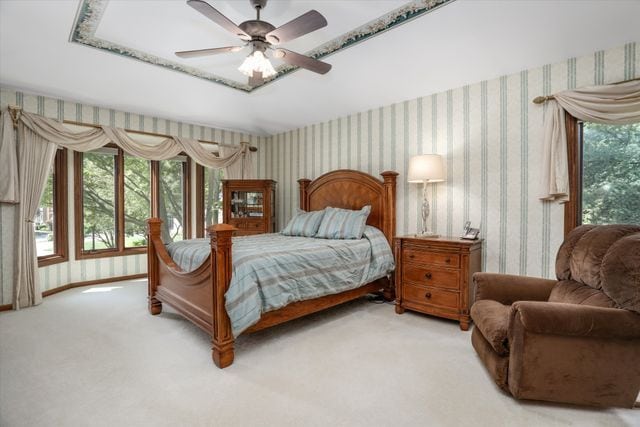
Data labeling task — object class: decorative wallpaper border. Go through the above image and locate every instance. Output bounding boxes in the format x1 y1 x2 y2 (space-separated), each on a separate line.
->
69 0 454 93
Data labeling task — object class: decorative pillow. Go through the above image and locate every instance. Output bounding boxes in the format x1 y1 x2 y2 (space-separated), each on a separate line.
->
315 205 371 239
280 209 325 237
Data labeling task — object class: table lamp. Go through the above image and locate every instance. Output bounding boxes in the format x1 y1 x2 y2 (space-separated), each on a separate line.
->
407 154 445 237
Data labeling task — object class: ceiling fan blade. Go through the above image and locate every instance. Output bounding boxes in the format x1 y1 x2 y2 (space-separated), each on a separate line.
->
175 46 244 58
187 0 251 41
273 48 331 75
249 70 264 87
265 10 327 44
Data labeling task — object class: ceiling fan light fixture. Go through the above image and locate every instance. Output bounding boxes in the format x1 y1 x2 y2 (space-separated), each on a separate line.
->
238 50 277 78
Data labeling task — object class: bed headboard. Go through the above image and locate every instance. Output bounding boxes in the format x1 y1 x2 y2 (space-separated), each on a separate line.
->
298 170 398 245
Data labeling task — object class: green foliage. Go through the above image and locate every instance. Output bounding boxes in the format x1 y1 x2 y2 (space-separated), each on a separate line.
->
81 152 188 248
205 167 223 226
40 173 53 210
158 160 185 242
124 156 150 246
582 122 640 225
82 153 116 249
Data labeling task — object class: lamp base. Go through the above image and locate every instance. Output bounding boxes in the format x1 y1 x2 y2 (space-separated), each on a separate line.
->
415 232 440 238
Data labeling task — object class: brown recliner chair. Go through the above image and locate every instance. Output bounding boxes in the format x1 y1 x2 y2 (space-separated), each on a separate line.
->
470 224 640 408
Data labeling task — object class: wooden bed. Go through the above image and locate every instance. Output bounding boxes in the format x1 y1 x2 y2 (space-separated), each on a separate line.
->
146 169 398 368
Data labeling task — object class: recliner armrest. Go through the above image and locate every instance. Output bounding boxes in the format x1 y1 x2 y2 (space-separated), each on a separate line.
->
473 273 557 305
509 301 640 339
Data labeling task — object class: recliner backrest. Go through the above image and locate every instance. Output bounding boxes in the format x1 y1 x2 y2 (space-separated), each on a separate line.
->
555 224 640 313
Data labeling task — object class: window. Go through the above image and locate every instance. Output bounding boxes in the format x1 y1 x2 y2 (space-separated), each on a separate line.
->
75 148 190 259
581 122 640 224
80 149 117 252
36 148 68 266
565 114 640 233
196 165 224 237
124 155 151 248
158 156 191 242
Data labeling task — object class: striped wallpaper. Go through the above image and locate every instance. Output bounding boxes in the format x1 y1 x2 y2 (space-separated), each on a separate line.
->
0 88 266 305
261 42 638 279
1 42 637 304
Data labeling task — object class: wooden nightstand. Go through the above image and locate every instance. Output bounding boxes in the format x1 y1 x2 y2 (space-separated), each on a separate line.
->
394 235 483 330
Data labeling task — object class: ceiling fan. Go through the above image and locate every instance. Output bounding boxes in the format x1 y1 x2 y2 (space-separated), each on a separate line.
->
176 0 332 87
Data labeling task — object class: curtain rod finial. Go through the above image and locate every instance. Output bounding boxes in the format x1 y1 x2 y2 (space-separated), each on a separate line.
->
7 105 22 128
533 95 551 104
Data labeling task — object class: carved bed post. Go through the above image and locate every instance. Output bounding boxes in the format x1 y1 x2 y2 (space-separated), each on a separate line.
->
146 218 163 315
298 178 311 210
208 224 237 369
381 171 398 301
380 171 398 246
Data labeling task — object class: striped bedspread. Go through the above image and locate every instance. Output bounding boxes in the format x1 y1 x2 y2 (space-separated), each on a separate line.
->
166 226 394 337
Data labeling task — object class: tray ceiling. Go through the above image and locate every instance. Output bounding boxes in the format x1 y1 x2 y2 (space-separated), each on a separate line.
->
1 1 639 135
71 0 450 92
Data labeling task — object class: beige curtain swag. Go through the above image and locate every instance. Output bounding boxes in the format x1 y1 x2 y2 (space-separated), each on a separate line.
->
539 79 640 202
220 143 256 180
0 108 250 309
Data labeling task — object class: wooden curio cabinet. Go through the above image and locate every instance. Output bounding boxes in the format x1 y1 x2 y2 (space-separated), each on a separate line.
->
222 180 277 236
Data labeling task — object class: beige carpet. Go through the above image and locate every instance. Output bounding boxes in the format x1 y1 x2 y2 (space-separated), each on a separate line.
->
0 280 638 427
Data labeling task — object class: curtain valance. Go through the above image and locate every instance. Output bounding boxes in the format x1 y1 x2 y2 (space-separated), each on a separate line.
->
539 79 640 202
0 108 250 203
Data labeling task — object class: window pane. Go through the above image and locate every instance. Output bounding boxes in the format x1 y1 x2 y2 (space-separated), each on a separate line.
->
582 122 640 225
35 167 55 257
82 152 117 251
159 159 186 242
124 156 151 248
204 167 223 229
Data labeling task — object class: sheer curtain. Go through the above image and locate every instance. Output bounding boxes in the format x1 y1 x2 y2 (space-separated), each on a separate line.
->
539 79 640 202
0 108 252 309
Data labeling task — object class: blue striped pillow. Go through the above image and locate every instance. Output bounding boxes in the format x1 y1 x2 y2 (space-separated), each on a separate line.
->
281 209 325 237
315 205 371 239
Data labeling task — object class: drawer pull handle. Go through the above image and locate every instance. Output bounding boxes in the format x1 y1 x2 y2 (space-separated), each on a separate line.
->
424 272 432 280
425 292 432 299
408 254 415 259
445 258 451 263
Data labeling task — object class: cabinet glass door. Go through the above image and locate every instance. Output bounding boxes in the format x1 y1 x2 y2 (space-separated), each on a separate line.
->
230 191 264 218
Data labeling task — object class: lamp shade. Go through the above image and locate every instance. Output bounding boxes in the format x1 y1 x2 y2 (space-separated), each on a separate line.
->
407 154 445 183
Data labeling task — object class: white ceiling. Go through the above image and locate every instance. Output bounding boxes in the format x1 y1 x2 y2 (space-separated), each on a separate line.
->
1 0 639 136
95 0 408 86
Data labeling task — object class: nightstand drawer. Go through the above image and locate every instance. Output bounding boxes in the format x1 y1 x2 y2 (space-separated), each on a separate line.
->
402 248 460 268
402 283 459 310
403 264 459 290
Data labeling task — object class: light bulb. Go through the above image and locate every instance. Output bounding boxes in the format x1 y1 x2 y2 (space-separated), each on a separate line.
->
238 50 277 78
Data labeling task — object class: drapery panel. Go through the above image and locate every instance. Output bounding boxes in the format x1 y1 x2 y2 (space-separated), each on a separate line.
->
15 124 58 308
0 108 251 309
220 143 255 180
0 112 19 203
540 79 640 202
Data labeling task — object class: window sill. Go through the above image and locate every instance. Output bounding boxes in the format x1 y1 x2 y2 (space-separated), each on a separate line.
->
38 254 69 268
75 247 147 260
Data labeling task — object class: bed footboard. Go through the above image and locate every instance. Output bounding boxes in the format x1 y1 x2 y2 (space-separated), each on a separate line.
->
146 219 237 368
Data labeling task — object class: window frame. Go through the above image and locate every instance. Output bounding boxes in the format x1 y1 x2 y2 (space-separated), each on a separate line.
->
564 113 582 236
74 148 191 260
156 156 192 242
195 164 224 238
565 113 640 234
38 148 69 267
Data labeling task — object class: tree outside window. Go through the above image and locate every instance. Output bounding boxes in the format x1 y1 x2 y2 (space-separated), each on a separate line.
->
582 122 640 225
